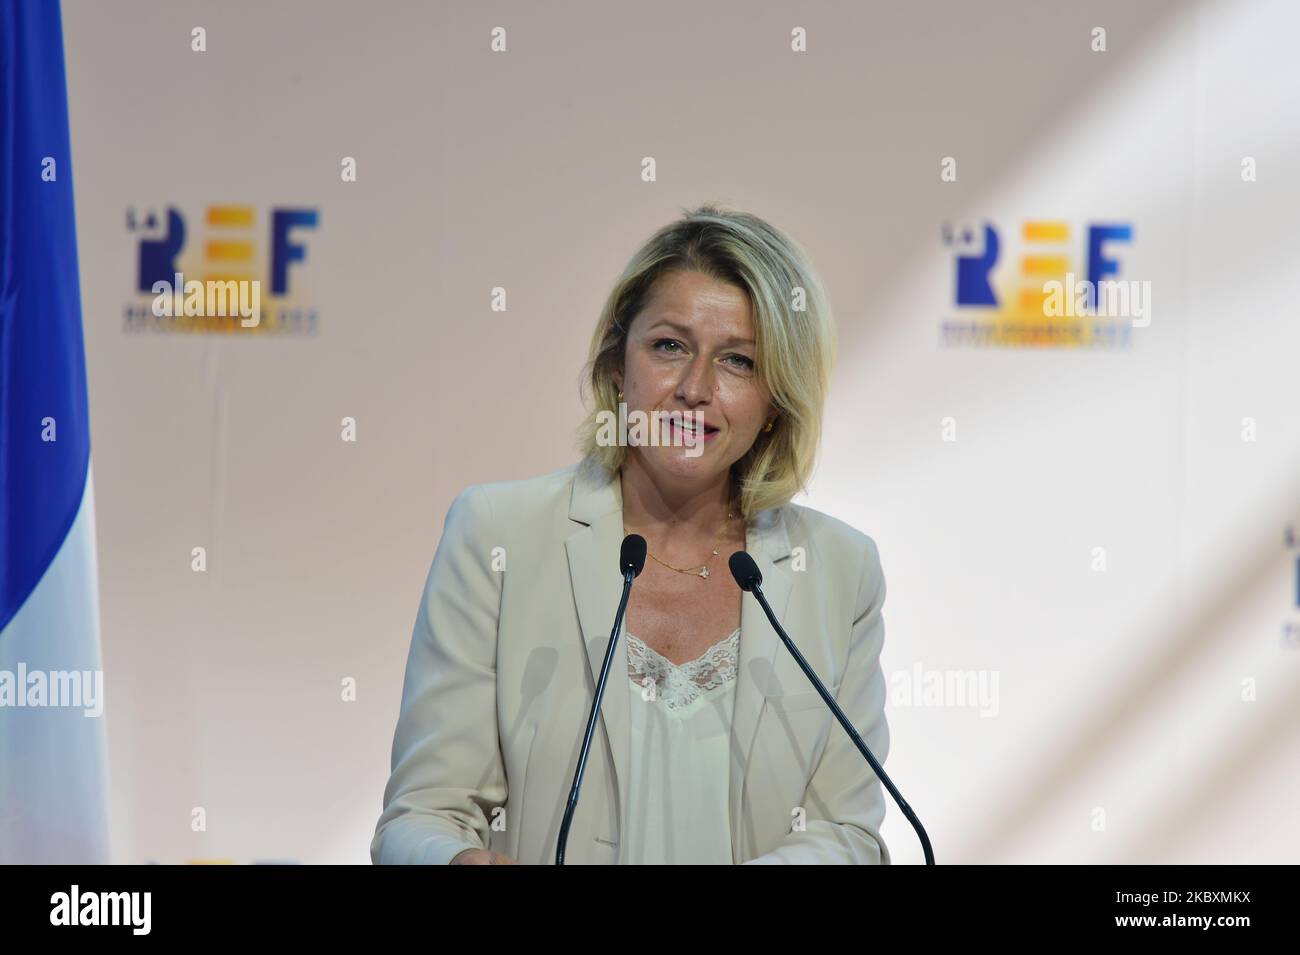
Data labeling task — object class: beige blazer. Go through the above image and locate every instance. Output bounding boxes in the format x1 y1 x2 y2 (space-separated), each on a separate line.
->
371 457 892 865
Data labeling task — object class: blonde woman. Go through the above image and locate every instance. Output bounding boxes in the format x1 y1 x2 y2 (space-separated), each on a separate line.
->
372 204 891 865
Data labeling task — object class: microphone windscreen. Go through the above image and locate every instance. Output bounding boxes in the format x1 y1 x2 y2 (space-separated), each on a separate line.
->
620 534 647 577
728 550 762 591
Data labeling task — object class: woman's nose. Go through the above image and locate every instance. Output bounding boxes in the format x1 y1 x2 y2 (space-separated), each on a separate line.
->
676 357 715 403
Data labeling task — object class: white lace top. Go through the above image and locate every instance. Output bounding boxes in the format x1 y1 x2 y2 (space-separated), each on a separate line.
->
621 622 740 865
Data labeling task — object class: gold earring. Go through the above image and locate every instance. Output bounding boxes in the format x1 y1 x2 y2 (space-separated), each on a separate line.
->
617 390 624 400
764 420 774 432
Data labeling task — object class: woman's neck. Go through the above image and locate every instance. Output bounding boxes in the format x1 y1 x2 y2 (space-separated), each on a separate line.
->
618 457 736 536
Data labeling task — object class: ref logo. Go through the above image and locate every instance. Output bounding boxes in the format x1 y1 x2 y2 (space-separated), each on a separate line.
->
941 220 1143 349
123 204 320 334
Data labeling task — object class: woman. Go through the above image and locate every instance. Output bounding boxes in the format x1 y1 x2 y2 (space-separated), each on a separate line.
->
371 204 891 865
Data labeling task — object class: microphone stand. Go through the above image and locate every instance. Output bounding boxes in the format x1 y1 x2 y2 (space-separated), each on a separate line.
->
748 578 936 865
555 563 636 865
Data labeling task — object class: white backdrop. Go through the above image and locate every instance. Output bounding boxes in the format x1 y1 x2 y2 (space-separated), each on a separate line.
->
62 0 1299 863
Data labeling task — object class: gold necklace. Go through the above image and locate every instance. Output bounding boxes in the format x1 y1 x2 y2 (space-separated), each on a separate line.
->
628 507 737 580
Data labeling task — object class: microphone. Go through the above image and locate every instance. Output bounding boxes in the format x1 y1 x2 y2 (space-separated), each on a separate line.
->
555 534 647 864
728 550 935 865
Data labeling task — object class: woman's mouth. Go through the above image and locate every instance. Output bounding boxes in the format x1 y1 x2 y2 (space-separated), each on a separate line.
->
665 417 720 443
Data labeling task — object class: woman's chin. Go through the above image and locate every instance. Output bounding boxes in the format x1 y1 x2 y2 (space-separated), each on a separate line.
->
642 445 727 482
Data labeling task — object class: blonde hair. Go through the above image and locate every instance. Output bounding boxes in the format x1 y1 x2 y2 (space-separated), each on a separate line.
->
576 203 837 518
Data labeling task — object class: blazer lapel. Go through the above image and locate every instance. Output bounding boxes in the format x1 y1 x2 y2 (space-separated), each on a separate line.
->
729 505 793 862
563 460 632 848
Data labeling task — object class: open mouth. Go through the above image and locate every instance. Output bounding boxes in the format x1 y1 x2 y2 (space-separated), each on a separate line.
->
667 418 719 439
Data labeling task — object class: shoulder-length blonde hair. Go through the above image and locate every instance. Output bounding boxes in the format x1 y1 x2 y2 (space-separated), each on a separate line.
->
575 203 837 518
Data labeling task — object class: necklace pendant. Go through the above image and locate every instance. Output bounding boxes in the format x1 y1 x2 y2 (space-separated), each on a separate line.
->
699 566 710 579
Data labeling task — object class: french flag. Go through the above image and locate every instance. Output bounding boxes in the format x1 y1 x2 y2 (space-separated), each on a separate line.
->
0 0 111 863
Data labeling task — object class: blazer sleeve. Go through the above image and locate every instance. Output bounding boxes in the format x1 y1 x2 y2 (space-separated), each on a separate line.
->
744 535 892 865
371 484 506 864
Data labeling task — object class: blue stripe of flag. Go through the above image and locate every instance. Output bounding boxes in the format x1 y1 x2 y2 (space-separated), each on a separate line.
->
0 0 93 632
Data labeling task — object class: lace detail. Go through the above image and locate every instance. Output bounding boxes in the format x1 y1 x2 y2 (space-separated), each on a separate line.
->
626 627 740 711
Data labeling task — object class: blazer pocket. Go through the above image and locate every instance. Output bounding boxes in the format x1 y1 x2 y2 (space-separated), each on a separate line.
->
767 685 839 714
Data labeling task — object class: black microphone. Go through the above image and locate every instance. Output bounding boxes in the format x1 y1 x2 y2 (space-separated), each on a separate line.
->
728 550 935 865
555 534 647 864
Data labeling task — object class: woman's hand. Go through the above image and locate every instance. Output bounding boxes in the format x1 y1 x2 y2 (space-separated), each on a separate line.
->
450 848 519 865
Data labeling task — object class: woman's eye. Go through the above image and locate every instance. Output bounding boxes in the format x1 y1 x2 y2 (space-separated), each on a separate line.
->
651 339 751 369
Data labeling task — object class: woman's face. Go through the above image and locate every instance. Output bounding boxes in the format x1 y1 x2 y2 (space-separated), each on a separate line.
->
613 269 774 490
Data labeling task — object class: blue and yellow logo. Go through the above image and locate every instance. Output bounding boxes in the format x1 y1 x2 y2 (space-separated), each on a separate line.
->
942 220 1137 348
124 204 319 334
